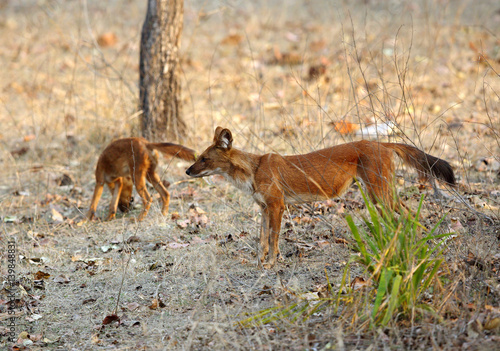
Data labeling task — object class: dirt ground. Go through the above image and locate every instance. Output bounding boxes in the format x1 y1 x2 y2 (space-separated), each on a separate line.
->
1 0 499 349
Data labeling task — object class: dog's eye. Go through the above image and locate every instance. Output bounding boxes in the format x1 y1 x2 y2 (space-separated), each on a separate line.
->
200 157 207 163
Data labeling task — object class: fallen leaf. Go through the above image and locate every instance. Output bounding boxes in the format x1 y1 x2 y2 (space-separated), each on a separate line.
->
149 298 158 310
221 33 243 45
18 331 29 340
26 314 42 322
126 302 140 311
191 236 210 245
97 32 117 47
285 31 299 42
22 339 34 347
332 236 349 245
467 303 476 310
71 255 84 262
53 274 70 284
167 242 189 249
29 257 49 265
263 102 281 110
42 337 57 344
29 333 43 342
351 276 371 290
465 252 485 270
3 216 18 223
299 292 319 300
102 314 120 325
33 280 45 290
272 47 302 65
34 271 50 280
51 208 64 223
450 217 466 234
309 39 326 52
173 186 198 199
484 317 500 330
13 190 30 196
100 245 111 253
91 333 100 344
11 146 29 157
356 121 397 137
55 174 73 186
176 219 190 229
126 235 140 243
474 157 500 172
258 285 274 296
308 64 327 80
316 240 330 248
331 121 359 135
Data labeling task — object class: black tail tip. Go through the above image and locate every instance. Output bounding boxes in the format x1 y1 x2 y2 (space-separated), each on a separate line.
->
437 160 456 186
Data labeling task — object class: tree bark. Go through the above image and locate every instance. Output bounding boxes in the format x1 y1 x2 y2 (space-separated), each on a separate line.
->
139 0 186 141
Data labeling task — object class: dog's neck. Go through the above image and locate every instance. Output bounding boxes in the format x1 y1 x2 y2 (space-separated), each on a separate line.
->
222 148 261 195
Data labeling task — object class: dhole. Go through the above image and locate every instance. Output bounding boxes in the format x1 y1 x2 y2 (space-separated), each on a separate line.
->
186 127 456 268
88 137 196 221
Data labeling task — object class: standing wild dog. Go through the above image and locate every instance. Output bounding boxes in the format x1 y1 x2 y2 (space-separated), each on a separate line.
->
88 137 196 221
186 127 456 268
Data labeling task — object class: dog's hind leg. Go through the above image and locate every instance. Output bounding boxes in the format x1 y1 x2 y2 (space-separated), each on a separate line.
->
134 170 152 221
148 171 170 216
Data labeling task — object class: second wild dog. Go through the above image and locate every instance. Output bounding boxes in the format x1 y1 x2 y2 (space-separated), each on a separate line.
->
88 137 196 221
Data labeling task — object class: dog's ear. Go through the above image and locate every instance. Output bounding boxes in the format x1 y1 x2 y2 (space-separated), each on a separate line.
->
213 126 224 142
214 127 233 150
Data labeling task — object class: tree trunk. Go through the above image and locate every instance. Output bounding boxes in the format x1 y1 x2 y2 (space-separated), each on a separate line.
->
139 0 186 141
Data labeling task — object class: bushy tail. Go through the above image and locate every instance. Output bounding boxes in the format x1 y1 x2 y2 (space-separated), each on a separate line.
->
383 143 456 186
147 143 196 162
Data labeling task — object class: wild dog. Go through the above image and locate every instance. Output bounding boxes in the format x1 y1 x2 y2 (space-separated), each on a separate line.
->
186 127 456 268
88 137 196 221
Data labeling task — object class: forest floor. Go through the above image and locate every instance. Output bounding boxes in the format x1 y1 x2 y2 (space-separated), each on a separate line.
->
1 0 499 349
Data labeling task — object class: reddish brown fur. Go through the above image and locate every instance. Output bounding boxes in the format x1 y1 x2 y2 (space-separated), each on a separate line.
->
186 127 455 268
88 137 196 221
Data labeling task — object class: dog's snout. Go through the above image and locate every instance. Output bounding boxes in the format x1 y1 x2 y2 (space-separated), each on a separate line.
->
185 168 191 176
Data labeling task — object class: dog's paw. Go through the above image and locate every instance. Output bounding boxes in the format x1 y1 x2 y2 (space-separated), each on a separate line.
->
87 211 99 221
261 260 276 269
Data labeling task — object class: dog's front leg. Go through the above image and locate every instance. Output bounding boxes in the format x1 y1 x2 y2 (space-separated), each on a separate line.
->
262 200 284 269
259 205 270 267
88 182 104 221
106 178 123 221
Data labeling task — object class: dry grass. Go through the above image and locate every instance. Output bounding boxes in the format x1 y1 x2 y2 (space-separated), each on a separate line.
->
1 0 499 349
